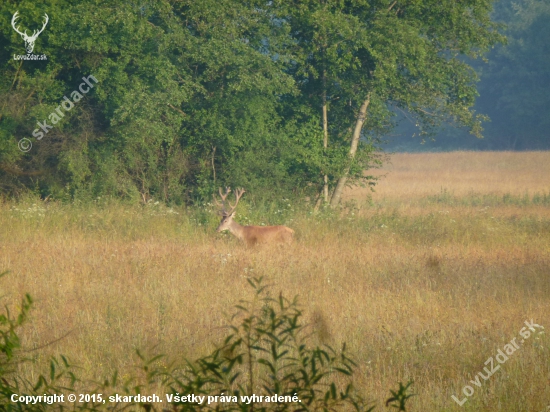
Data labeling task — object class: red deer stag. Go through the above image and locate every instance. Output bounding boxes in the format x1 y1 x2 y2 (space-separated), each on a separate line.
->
214 187 294 246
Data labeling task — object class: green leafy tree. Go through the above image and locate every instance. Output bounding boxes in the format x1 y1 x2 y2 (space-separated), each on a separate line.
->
1 0 308 202
1 0 505 204
272 0 505 206
475 0 550 149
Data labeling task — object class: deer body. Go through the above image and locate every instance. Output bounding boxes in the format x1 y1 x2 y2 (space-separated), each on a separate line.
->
214 188 294 246
217 215 294 246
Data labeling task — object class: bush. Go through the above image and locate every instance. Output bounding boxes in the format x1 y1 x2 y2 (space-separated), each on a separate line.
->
161 277 413 411
0 274 413 411
0 272 76 411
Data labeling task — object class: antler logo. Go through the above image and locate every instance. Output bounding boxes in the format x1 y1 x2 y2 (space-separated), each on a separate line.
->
11 11 49 54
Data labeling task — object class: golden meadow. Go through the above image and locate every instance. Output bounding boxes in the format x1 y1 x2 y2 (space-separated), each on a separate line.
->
1 151 549 411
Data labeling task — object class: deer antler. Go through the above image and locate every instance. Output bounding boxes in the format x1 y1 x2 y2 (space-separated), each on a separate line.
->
11 12 49 54
228 188 245 212
213 187 245 216
213 187 231 215
11 12 48 39
11 12 27 37
33 13 49 39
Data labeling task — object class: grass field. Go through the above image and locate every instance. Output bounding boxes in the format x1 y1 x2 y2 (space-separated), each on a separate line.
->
1 151 549 411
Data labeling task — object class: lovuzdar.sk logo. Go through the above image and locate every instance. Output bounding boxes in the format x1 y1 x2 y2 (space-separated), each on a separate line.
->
11 11 49 61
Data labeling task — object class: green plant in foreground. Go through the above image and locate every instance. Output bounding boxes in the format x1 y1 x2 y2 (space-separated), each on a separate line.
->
0 272 77 412
385 381 415 411
161 277 413 411
0 273 413 411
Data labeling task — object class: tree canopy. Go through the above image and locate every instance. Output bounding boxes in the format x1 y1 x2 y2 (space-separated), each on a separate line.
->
1 0 505 204
388 0 550 151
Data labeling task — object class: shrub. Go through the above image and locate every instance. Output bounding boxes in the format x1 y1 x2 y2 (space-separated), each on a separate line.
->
0 274 413 411
161 277 413 411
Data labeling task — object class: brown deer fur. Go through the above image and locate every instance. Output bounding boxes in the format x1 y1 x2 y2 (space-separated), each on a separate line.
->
214 188 294 246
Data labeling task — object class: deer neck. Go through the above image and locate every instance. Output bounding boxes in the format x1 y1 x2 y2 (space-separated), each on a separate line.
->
228 219 246 241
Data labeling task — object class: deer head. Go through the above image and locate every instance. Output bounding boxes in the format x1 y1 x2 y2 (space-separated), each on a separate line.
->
213 187 245 232
12 11 49 54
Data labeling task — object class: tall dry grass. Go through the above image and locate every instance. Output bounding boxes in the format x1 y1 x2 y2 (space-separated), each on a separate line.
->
345 151 550 201
1 151 549 411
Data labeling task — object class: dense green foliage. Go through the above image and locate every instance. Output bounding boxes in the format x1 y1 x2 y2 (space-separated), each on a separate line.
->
389 0 550 151
1 0 503 203
477 0 550 149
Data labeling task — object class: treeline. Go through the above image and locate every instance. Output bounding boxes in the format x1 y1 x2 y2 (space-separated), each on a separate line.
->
389 0 550 152
0 0 503 204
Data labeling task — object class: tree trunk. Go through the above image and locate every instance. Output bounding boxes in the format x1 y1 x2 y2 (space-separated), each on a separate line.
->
329 95 371 208
322 73 329 203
